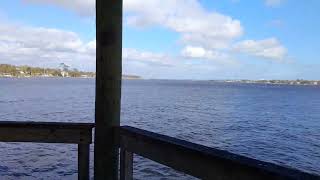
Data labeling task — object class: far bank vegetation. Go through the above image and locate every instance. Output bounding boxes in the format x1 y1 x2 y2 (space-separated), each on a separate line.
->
0 63 141 79
0 63 94 78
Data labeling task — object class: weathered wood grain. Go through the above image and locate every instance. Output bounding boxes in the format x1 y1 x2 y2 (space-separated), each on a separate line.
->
0 121 94 180
0 121 94 144
94 0 123 179
120 149 133 180
78 143 90 180
116 126 320 180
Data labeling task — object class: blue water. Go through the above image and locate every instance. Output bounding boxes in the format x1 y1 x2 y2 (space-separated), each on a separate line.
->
0 78 319 179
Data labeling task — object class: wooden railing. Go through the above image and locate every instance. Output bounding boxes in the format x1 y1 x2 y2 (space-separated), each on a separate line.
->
0 121 94 180
0 123 319 180
116 126 320 180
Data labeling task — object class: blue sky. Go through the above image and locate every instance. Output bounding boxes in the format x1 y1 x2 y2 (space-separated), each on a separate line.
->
0 0 319 80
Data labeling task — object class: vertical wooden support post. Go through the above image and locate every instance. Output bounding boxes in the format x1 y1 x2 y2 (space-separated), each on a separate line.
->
94 0 123 179
120 149 133 180
78 144 90 180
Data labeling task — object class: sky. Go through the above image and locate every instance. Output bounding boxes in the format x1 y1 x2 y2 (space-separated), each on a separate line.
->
0 0 319 80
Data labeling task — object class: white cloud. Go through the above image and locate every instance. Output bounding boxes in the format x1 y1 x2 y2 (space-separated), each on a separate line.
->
180 46 239 66
0 17 242 80
23 0 95 16
84 40 96 55
124 0 244 67
232 38 287 60
265 0 285 7
181 46 227 60
0 21 96 70
0 20 173 71
24 0 243 50
13 0 291 79
124 0 243 49
123 48 172 66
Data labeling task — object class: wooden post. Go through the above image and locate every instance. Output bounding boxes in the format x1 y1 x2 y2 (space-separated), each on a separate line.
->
78 144 90 180
94 0 123 179
120 149 133 180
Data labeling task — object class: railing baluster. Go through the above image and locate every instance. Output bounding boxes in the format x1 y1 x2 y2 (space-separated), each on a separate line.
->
78 143 90 180
120 148 133 180
0 122 94 179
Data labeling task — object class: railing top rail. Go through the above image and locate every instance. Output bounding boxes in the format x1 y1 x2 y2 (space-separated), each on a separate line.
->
0 121 95 129
0 121 93 179
117 126 320 180
0 121 94 144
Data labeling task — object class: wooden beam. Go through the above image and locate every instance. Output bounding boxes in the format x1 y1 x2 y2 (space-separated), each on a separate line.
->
120 149 133 180
78 144 90 180
94 0 123 179
116 126 320 180
0 121 93 144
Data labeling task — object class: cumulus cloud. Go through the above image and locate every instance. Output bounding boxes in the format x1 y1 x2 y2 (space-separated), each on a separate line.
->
79 40 171 66
0 20 173 71
123 48 173 66
0 21 97 70
124 0 243 49
232 38 287 60
181 46 227 60
23 0 95 16
119 0 244 63
22 0 288 59
24 0 243 50
17 0 290 77
265 0 286 7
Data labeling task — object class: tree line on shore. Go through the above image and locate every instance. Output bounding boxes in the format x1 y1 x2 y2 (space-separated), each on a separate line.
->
0 64 95 78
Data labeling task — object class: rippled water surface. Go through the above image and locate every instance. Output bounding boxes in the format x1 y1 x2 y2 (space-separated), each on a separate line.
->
0 78 319 179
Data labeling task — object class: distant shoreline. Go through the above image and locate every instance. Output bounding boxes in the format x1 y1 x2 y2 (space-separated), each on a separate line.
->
1 77 319 86
217 79 319 86
0 76 141 80
0 64 141 79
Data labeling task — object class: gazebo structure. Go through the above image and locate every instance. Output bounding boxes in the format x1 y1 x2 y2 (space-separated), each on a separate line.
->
0 0 319 180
